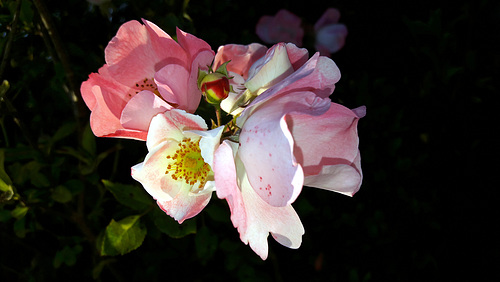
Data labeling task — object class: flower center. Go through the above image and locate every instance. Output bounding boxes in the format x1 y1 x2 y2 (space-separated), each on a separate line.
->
165 138 211 190
131 77 161 97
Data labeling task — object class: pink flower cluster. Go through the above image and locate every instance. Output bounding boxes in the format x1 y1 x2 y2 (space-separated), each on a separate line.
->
81 19 364 260
256 8 348 56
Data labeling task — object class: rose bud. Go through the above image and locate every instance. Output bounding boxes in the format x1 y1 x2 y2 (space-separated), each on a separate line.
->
199 72 230 104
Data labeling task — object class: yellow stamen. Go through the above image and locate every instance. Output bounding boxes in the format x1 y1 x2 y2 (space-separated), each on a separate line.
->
165 138 211 191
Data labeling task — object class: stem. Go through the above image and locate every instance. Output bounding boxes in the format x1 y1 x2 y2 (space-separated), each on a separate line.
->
32 0 88 134
0 0 22 82
215 105 222 128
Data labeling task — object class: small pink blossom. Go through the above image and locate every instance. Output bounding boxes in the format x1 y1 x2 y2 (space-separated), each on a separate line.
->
81 20 214 140
131 109 224 223
256 9 304 47
314 8 348 56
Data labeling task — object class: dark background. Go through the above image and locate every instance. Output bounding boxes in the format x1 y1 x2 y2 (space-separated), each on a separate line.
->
1 0 498 281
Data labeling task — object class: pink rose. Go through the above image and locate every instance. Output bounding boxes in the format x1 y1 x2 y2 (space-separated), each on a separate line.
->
314 8 348 56
256 9 304 46
81 20 214 140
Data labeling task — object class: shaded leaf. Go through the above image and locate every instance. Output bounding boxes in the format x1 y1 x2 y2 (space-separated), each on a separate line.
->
51 185 72 203
99 215 147 256
150 206 196 238
53 244 83 268
102 180 153 211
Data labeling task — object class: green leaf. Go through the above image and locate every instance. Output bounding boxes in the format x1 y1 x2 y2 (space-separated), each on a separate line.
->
82 123 96 156
11 205 28 219
0 150 14 201
99 215 147 256
51 185 72 203
102 180 153 211
53 245 82 268
150 206 196 238
50 122 76 147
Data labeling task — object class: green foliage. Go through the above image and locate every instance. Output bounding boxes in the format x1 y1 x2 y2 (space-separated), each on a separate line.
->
98 215 147 256
149 206 197 238
102 179 153 212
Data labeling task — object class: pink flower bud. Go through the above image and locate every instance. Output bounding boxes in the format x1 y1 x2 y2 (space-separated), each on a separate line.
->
200 73 230 104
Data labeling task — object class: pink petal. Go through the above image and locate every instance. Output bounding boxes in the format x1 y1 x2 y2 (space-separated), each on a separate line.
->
214 141 304 260
314 8 341 31
131 141 212 223
120 90 172 133
146 109 207 150
315 24 348 56
237 91 331 207
245 43 294 94
284 43 309 70
287 102 363 195
81 68 131 138
104 20 161 85
214 44 268 79
131 141 179 202
175 27 214 62
154 64 191 106
246 53 341 111
157 190 212 223
256 9 304 46
303 152 362 196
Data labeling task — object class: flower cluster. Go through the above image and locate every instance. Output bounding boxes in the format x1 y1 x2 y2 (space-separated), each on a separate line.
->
256 8 348 56
81 19 364 260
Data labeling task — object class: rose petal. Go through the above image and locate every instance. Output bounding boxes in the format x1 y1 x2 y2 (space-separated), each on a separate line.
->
120 90 172 133
146 109 207 150
214 141 304 260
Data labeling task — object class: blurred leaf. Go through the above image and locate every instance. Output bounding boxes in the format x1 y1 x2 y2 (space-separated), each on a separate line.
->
82 123 96 156
0 149 14 201
49 122 76 150
102 180 153 211
99 215 147 256
51 185 72 203
13 216 27 238
53 244 83 268
11 204 28 219
150 206 196 238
